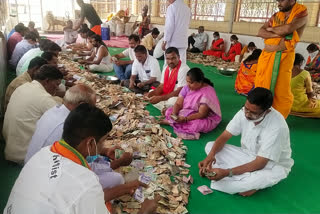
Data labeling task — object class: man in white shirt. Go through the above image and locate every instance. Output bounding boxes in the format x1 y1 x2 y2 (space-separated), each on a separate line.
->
162 0 191 63
188 26 208 53
146 47 189 111
4 104 159 214
199 87 293 196
124 45 161 94
3 65 63 164
112 34 140 83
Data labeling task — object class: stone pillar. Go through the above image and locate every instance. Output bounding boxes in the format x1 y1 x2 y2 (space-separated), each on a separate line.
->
151 0 160 17
304 2 320 27
132 0 138 15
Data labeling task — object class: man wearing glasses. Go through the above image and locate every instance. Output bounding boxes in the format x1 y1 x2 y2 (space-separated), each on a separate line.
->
198 87 293 196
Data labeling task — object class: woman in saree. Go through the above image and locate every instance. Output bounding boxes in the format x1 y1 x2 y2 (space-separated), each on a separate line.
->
235 49 262 95
305 43 320 82
162 68 222 140
291 53 320 118
221 35 242 62
203 32 224 58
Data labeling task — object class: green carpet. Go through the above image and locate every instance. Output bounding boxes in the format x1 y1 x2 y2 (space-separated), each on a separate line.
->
1 48 320 213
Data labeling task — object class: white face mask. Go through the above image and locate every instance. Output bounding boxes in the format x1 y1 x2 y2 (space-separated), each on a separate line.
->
310 51 318 60
214 37 218 40
231 41 235 45
246 110 268 123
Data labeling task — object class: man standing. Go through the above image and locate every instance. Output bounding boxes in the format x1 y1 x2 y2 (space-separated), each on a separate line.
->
188 26 208 53
112 34 140 83
147 47 189 111
199 88 293 196
256 0 308 119
124 45 161 94
3 65 63 164
75 0 103 35
162 0 191 63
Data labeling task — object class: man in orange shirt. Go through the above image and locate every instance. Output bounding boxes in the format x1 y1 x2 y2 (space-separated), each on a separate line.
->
255 0 308 119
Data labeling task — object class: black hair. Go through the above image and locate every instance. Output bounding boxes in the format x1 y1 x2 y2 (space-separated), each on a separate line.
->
307 43 319 52
24 32 38 42
62 103 112 147
45 42 62 52
294 53 305 66
165 47 179 56
231 35 238 41
128 34 140 42
41 52 58 62
28 56 47 70
151 28 160 35
34 64 63 81
187 67 214 87
134 45 147 54
244 49 262 63
247 87 273 111
248 42 256 48
90 34 107 48
80 23 88 30
213 32 220 37
14 23 25 33
39 39 51 51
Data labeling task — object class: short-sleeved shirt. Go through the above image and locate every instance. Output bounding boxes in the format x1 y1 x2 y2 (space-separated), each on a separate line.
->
4 146 109 214
132 55 161 82
3 80 58 164
141 33 155 51
193 32 208 51
160 63 189 90
226 107 293 172
122 47 136 61
25 104 70 163
80 3 102 28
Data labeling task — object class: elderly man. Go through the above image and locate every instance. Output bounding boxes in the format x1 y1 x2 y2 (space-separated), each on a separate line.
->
3 65 63 164
199 88 293 196
4 104 159 214
124 45 161 94
147 47 189 111
9 32 38 68
112 34 140 83
188 26 208 53
4 57 48 111
162 0 191 63
256 0 308 119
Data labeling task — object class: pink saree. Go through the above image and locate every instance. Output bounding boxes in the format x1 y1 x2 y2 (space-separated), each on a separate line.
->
165 85 222 140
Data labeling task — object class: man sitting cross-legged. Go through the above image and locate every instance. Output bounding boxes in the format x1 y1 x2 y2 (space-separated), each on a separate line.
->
199 87 293 196
146 47 189 111
124 45 161 94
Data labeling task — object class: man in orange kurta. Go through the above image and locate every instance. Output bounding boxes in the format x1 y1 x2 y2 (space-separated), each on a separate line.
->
255 0 308 119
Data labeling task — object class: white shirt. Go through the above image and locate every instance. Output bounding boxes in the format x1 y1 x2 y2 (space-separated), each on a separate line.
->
16 48 42 76
160 63 189 90
164 0 191 49
25 104 70 164
226 107 293 172
3 80 58 164
132 55 161 82
4 147 109 214
64 30 78 44
193 32 208 51
122 47 136 61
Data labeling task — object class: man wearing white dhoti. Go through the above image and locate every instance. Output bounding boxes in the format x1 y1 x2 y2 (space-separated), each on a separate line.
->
162 0 191 64
198 87 293 196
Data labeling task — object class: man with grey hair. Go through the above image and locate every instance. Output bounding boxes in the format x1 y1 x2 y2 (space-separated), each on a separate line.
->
25 84 96 163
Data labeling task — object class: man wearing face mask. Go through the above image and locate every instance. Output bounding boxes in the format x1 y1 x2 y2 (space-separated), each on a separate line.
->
203 32 225 58
4 104 160 214
305 43 320 81
256 0 308 119
198 87 293 196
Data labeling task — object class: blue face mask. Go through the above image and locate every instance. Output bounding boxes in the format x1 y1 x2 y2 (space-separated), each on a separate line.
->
86 139 99 163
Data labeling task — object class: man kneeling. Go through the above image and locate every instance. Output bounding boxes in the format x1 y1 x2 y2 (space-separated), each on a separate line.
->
198 87 293 196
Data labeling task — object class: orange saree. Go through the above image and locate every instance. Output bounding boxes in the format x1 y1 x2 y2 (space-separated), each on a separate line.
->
235 63 257 95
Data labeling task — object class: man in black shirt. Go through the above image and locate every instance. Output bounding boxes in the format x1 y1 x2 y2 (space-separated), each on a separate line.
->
74 0 103 35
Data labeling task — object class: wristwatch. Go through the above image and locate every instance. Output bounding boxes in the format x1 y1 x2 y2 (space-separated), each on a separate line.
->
228 168 233 177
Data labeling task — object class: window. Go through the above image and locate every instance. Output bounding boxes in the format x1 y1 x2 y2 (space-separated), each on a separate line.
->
159 0 168 17
137 0 150 15
236 0 278 23
318 7 320 27
120 0 132 14
90 0 116 19
190 0 226 21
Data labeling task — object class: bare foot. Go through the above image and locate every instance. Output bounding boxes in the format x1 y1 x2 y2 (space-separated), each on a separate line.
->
159 119 170 125
239 190 257 197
